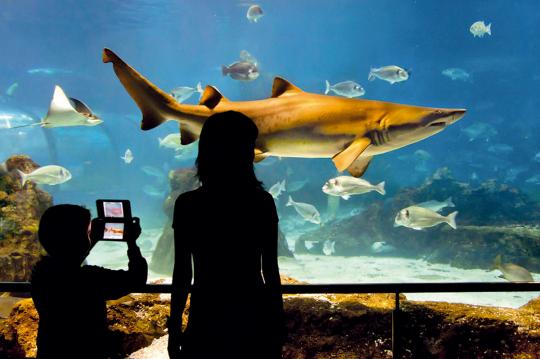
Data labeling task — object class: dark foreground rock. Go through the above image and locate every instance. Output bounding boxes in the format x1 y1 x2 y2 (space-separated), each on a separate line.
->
0 156 52 282
297 168 540 271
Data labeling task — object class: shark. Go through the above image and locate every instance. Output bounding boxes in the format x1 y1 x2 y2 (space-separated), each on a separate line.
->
103 48 466 177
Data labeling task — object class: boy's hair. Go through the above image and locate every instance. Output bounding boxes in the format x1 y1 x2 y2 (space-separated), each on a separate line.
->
38 204 91 258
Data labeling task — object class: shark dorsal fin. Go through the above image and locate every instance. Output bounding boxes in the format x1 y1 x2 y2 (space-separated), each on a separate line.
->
271 77 304 98
199 86 228 109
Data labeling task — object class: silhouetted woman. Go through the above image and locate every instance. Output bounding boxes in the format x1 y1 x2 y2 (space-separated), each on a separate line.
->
168 111 284 359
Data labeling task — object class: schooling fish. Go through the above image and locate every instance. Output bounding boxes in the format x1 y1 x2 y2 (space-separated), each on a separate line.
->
222 61 259 81
442 68 471 82
322 240 336 256
102 48 466 178
394 206 457 230
368 65 409 84
158 133 182 150
371 241 395 254
286 196 321 225
470 21 491 38
121 149 134 164
494 255 534 282
269 179 286 199
170 82 203 103
416 197 455 213
322 176 385 199
325 80 365 98
17 165 72 186
246 4 263 23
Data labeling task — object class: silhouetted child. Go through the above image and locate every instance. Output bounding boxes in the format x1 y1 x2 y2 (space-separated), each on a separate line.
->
31 204 148 359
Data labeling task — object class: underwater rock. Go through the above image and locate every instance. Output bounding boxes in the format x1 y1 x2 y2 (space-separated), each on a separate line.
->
297 168 540 271
0 155 52 282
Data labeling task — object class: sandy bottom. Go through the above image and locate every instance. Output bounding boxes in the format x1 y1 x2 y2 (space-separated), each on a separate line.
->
86 228 539 309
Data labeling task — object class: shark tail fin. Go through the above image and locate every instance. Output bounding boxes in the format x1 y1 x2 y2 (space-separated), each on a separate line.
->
486 23 492 35
196 81 203 94
446 196 455 208
446 211 458 229
375 181 386 195
286 196 294 207
102 48 178 131
368 68 376 81
17 169 28 187
325 80 331 95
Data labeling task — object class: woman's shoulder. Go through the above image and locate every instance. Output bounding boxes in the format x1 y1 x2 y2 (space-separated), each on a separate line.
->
175 187 203 203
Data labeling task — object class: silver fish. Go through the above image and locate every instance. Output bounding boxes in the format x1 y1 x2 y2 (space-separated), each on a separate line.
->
470 21 491 38
324 80 365 98
17 165 72 186
394 206 457 230
286 196 321 225
158 133 182 150
27 68 73 75
371 241 395 254
368 65 409 84
322 240 335 256
246 4 263 23
494 255 533 282
269 179 286 199
170 82 203 103
442 68 471 82
222 61 259 81
322 176 385 200
416 197 455 213
121 149 134 164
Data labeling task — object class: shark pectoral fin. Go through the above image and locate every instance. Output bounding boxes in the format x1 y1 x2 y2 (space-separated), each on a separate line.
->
180 125 198 145
254 148 267 163
271 77 304 98
199 86 228 109
332 137 371 173
348 156 373 178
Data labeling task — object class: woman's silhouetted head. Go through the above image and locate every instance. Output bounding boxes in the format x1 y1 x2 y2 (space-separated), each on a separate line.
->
196 111 263 189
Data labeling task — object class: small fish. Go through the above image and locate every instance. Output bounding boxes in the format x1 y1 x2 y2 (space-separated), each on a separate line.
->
158 133 182 150
371 241 395 254
239 50 258 66
246 4 263 23
287 179 308 192
525 175 540 185
17 165 72 186
368 65 409 84
322 176 385 200
269 179 286 199
141 166 165 178
121 149 134 164
170 82 203 103
5 82 18 97
394 206 457 230
442 68 471 82
324 80 365 98
143 185 167 198
416 197 455 213
286 196 321 225
222 61 259 81
488 144 513 155
461 122 497 142
470 21 492 38
494 255 533 282
27 68 73 76
322 240 336 256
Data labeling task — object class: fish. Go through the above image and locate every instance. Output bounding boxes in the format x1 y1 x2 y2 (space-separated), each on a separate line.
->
505 166 527 182
10 86 102 129
533 152 540 163
470 21 491 38
394 206 457 230
158 133 182 150
525 175 540 185
462 122 497 142
488 144 513 155
325 80 365 98
442 68 471 82
121 149 134 164
239 50 258 66
246 4 263 23
269 179 286 199
322 176 385 199
287 179 308 192
141 165 165 178
5 82 19 97
170 82 203 103
143 185 167 198
17 165 72 186
27 68 73 75
494 255 534 282
368 65 409 84
286 196 321 224
416 197 455 213
173 142 198 160
322 240 335 256
371 241 395 254
102 48 466 178
222 61 259 81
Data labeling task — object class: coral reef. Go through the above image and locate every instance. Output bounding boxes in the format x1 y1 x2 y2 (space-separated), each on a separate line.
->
297 168 540 271
0 156 52 282
151 167 293 275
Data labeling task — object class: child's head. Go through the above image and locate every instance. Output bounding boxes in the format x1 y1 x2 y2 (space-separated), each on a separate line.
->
38 204 92 263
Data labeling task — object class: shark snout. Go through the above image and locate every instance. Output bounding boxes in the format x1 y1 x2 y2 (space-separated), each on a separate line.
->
425 109 466 128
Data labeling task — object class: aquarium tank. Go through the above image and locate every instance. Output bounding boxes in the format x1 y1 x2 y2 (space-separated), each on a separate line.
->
0 0 539 315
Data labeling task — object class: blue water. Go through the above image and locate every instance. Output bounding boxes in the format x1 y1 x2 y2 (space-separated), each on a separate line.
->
1 1 539 304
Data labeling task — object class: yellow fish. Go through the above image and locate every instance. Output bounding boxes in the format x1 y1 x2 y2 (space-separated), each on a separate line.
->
103 48 466 177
